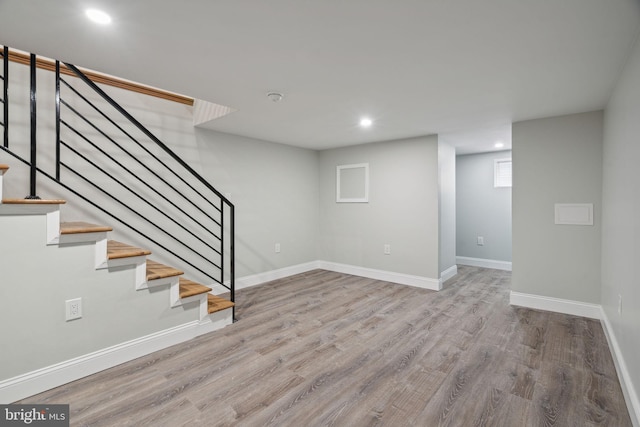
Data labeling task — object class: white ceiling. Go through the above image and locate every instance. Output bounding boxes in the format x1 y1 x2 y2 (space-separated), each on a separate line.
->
1 0 639 152
440 124 512 156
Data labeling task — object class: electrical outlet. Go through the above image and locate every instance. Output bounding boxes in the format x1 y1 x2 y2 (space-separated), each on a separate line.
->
275 243 281 253
477 236 484 246
618 294 622 315
384 244 391 255
66 298 82 321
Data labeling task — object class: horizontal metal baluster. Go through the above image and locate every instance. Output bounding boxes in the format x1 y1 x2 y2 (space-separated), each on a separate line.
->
59 82 223 223
60 70 228 212
60 138 223 257
59 114 222 242
60 141 223 267
60 166 224 286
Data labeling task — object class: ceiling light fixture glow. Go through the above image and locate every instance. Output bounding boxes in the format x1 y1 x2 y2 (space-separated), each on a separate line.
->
494 141 504 148
360 118 373 128
86 9 112 25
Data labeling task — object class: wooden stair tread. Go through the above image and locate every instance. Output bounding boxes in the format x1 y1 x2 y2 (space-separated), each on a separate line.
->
208 294 235 314
1 198 66 204
60 221 113 234
146 259 184 281
179 277 211 299
107 240 151 260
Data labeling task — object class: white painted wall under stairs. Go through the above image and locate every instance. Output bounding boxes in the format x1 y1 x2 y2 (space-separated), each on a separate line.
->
0 168 232 403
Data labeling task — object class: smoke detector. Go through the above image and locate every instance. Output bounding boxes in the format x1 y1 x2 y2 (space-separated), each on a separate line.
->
267 92 284 102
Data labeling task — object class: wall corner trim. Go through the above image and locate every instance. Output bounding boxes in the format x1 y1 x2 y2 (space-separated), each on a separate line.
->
440 265 458 284
509 291 601 319
456 256 512 271
600 307 640 427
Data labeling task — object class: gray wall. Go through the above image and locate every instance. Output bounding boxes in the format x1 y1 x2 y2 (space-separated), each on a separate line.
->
318 136 440 279
512 111 602 303
602 32 640 418
194 129 320 277
0 212 199 380
438 142 456 275
456 150 512 262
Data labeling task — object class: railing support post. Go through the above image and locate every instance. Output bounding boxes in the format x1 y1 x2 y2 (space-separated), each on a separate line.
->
55 60 61 181
26 53 39 199
230 203 235 321
2 46 8 149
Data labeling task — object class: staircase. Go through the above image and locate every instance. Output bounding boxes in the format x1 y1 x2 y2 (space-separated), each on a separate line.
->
0 46 237 402
0 164 234 319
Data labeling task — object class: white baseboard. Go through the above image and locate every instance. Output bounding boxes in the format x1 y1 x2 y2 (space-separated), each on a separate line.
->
236 261 320 290
318 260 441 290
440 265 458 284
509 291 601 319
0 312 232 404
600 307 640 427
213 261 321 294
456 256 512 271
214 260 442 294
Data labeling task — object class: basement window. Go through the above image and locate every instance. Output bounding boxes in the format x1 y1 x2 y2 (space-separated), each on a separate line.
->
494 159 512 188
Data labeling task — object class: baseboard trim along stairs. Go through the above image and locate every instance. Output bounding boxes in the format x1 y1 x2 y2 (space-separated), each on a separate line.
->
0 164 234 403
0 316 229 404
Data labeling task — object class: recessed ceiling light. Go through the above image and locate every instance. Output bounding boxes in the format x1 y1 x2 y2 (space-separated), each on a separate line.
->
360 118 373 128
86 9 112 25
494 141 504 148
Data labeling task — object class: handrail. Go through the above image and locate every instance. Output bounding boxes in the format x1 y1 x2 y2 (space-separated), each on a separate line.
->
6 49 194 106
0 46 235 318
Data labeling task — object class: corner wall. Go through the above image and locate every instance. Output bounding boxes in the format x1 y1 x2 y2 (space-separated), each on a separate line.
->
512 111 602 304
601 30 640 425
438 142 456 279
456 150 512 266
194 129 320 278
318 136 440 283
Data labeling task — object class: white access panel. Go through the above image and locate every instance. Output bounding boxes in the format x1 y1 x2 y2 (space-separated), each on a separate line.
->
554 203 593 225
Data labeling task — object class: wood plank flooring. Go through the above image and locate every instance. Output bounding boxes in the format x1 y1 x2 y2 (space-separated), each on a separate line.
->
18 266 632 426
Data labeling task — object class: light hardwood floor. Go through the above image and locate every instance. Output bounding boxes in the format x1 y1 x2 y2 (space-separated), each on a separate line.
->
19 266 632 426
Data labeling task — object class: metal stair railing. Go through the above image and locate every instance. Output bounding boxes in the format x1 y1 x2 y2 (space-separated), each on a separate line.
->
0 46 235 318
